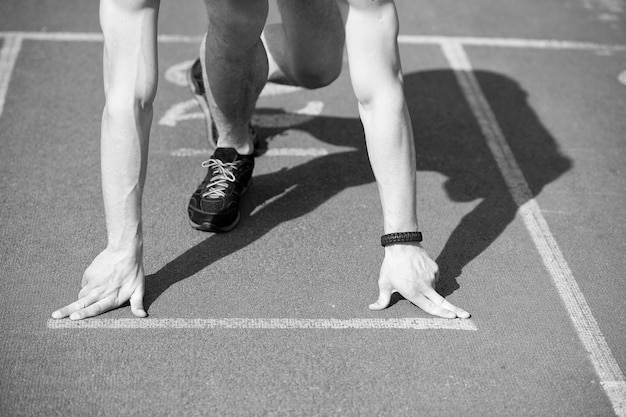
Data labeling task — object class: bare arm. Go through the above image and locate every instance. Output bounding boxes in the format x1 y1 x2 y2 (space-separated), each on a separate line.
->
338 0 469 318
52 0 159 320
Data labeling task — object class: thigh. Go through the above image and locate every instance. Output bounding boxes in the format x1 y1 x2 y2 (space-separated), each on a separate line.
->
264 0 344 87
277 0 344 64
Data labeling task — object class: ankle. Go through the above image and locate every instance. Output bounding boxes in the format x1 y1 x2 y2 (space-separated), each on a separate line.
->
215 125 255 155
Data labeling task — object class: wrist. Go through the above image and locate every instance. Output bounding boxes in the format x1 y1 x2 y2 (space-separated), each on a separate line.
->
106 235 143 257
106 220 143 254
381 231 422 247
383 220 418 235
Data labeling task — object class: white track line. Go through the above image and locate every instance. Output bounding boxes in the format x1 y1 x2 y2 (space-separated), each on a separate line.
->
1 31 625 52
0 31 201 44
168 147 330 157
441 40 626 417
0 34 22 120
47 317 478 330
400 34 626 52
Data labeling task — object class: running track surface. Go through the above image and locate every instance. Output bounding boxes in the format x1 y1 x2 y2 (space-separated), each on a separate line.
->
1 1 625 416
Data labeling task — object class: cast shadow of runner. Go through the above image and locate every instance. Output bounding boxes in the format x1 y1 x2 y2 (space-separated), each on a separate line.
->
143 69 571 310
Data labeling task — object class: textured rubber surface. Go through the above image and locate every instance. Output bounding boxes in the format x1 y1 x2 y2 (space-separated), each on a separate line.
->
1 1 625 416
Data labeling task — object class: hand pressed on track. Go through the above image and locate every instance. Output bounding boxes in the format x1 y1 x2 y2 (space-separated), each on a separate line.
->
51 249 147 320
370 243 470 319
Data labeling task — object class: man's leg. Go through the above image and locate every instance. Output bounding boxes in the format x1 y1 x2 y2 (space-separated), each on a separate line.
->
202 0 269 154
264 0 344 88
189 0 343 149
187 0 268 232
188 0 344 233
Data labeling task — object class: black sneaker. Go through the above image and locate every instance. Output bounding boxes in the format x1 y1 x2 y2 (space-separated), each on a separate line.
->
187 58 259 151
188 147 254 232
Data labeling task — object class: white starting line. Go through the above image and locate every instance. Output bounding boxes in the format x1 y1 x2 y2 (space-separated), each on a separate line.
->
47 317 478 330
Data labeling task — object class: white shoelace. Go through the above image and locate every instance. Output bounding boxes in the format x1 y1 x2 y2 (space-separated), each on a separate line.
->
200 158 240 198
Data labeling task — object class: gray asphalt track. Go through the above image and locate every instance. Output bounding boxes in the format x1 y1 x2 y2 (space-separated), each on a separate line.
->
1 1 625 416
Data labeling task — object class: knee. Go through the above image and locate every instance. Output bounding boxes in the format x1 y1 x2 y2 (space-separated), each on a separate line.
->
290 64 342 89
286 44 343 88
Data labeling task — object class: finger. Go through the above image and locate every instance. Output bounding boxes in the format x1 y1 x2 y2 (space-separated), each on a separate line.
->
78 285 91 299
69 296 117 320
407 292 456 319
438 299 470 319
422 288 471 319
51 292 102 319
369 281 393 311
130 287 147 318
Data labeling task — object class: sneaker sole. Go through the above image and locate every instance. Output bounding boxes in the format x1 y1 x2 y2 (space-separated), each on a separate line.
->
188 211 241 233
187 179 252 233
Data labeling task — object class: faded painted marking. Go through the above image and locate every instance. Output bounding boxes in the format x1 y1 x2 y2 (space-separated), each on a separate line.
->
618 70 626 86
164 59 195 87
442 40 626 417
582 0 624 23
261 82 304 97
582 0 625 13
47 317 478 330
0 34 22 120
158 99 203 127
250 185 298 216
170 148 211 157
294 100 324 116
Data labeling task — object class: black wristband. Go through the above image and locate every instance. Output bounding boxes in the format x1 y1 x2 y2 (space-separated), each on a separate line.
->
380 232 423 247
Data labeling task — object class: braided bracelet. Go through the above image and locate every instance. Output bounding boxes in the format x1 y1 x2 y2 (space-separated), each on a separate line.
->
380 232 423 247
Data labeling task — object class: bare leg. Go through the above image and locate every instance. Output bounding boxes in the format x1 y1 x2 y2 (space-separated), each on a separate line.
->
202 0 269 155
195 0 343 151
263 0 344 88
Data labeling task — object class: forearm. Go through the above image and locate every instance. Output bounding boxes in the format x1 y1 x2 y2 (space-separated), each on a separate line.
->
99 0 159 253
100 104 151 253
360 97 417 234
342 0 418 233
